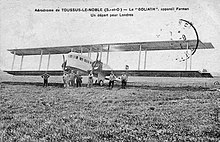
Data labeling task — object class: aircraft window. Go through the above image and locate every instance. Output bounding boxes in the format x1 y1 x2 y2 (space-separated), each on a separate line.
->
84 59 89 63
80 57 83 61
76 56 78 59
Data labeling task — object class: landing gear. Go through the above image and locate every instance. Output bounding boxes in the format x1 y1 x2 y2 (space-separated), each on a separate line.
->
94 79 104 86
99 80 104 86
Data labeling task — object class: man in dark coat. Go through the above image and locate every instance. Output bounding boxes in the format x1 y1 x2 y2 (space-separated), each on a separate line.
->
41 73 50 87
75 71 82 87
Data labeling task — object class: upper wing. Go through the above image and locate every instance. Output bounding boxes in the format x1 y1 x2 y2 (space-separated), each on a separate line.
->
8 40 214 56
100 70 213 78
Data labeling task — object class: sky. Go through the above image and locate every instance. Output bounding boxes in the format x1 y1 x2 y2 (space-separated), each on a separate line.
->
1 0 220 75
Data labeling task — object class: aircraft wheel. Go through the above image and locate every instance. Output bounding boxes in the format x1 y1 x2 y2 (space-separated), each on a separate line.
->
214 81 220 85
99 80 104 86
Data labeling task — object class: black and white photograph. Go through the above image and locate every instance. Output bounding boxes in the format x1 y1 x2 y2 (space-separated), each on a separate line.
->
0 0 220 141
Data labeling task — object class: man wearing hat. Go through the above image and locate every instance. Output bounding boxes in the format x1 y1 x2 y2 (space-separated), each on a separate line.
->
41 73 50 87
109 71 116 89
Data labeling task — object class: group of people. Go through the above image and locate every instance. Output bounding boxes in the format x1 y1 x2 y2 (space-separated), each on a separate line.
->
41 70 128 89
63 70 83 88
109 71 128 89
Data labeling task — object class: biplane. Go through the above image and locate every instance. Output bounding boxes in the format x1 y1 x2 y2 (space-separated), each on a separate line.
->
4 40 214 86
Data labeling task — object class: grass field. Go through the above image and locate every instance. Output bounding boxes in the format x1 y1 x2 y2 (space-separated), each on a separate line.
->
1 73 220 141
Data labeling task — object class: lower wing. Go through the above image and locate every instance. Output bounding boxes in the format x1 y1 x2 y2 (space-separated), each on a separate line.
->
4 70 64 76
4 67 88 76
100 70 213 78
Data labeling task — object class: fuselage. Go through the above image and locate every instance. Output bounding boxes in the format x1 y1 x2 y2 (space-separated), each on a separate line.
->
66 52 112 71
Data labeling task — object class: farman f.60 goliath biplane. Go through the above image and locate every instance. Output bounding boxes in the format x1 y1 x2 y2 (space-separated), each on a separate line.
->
4 40 214 86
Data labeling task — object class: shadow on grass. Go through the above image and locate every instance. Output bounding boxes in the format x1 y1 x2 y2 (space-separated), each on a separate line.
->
1 81 211 91
1 81 64 87
140 85 210 92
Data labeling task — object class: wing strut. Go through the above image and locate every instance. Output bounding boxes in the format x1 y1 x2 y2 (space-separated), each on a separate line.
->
138 45 142 70
190 49 192 70
185 42 188 71
100 46 103 61
47 53 51 71
20 55 24 70
144 49 147 69
81 47 83 55
11 51 16 70
106 45 110 64
38 50 43 70
184 42 193 71
88 47 91 57
89 47 92 57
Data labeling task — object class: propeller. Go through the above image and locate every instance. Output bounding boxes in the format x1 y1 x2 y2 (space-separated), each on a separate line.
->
91 52 102 71
62 55 65 63
95 52 99 61
61 55 67 71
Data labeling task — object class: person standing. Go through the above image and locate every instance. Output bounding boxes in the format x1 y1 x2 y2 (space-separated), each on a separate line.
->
76 71 82 87
63 72 70 88
109 71 116 89
41 73 50 87
87 71 93 88
69 70 76 87
121 73 128 89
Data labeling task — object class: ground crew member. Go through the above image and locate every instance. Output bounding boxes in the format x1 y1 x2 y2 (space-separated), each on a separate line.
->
87 71 93 88
76 71 82 87
41 73 50 87
62 73 66 87
109 71 116 89
121 73 128 89
69 70 76 87
63 72 70 88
